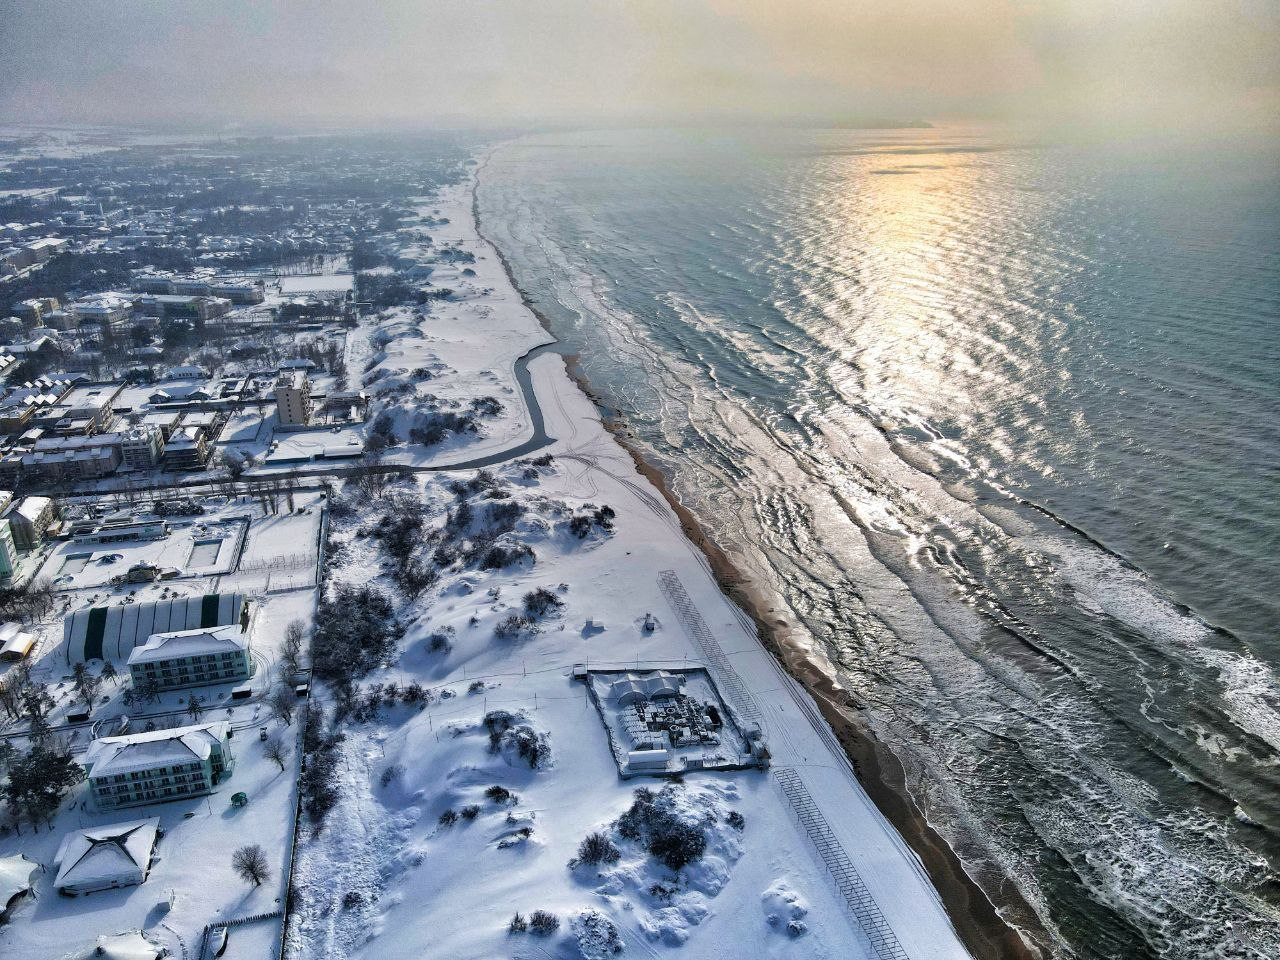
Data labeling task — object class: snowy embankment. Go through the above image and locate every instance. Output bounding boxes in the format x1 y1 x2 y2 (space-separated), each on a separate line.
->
284 173 972 960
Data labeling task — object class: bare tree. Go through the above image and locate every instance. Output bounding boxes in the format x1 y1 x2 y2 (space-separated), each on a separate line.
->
268 686 296 726
232 844 271 887
264 735 288 773
281 619 306 677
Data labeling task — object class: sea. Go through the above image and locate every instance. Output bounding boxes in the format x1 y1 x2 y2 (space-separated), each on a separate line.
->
476 126 1280 959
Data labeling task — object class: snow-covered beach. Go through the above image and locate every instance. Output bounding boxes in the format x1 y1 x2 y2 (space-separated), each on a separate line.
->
283 167 986 960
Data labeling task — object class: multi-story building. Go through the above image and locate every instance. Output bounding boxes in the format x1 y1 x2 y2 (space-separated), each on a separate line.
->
135 294 231 322
83 721 235 811
275 369 311 428
14 297 59 325
17 436 122 481
127 623 254 691
159 425 209 470
2 495 59 550
119 424 164 471
69 293 133 333
0 517 19 579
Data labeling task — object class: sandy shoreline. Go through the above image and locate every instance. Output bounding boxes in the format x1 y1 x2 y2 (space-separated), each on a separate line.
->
471 165 1041 960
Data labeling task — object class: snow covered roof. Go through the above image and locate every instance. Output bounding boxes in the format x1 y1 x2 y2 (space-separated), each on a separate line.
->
127 623 248 666
84 722 229 779
608 671 684 705
0 626 36 660
64 592 247 663
0 853 39 909
84 931 166 960
53 818 158 891
14 496 51 523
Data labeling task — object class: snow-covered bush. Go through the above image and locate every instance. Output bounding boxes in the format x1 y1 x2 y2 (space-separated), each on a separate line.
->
494 613 536 640
570 831 621 868
567 504 616 540
572 910 624 958
523 587 564 617
485 784 517 805
616 785 709 872
311 584 403 686
528 910 559 936
483 710 551 768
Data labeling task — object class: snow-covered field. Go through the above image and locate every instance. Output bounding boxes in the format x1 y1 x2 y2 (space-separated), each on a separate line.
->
283 175 972 960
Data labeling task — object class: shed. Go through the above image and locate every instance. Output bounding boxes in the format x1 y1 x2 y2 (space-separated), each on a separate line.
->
0 623 36 661
626 748 672 772
84 931 167 960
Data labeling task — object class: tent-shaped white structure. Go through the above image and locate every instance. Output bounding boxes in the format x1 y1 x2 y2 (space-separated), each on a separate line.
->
0 853 39 921
53 818 160 895
608 670 684 706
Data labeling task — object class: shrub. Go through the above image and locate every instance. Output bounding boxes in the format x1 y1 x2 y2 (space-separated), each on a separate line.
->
494 613 534 640
528 910 559 936
615 785 708 872
460 804 481 821
568 505 616 539
468 680 485 694
485 784 516 805
484 711 552 769
522 587 563 617
572 831 621 867
379 764 404 788
311 584 403 685
648 819 706 871
427 630 453 653
649 882 676 903
726 810 746 831
481 543 534 570
342 890 365 910
508 913 528 934
438 808 459 826
471 396 504 417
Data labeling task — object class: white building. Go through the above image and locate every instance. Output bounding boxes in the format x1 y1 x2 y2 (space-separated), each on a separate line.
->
53 818 160 895
127 623 254 691
275 368 311 428
69 292 133 331
84 722 235 811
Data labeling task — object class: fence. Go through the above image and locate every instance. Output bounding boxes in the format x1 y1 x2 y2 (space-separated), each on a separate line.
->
656 569 761 725
773 766 910 960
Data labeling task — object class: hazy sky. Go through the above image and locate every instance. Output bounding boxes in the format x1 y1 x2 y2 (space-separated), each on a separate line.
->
1 0 1276 137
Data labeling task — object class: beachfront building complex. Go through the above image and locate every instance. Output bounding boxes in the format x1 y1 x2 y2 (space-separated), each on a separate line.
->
84 721 235 811
127 623 254 691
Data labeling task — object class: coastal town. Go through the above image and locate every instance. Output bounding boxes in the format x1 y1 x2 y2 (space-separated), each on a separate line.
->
0 129 976 960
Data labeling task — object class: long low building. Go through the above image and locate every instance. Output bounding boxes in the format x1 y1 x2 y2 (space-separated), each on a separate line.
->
53 818 160 895
64 592 248 664
127 623 254 691
84 721 235 811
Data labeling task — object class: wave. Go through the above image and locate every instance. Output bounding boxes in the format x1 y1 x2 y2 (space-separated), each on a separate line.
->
476 130 1280 959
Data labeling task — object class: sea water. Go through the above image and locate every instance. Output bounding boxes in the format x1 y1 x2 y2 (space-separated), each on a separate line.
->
478 127 1280 959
